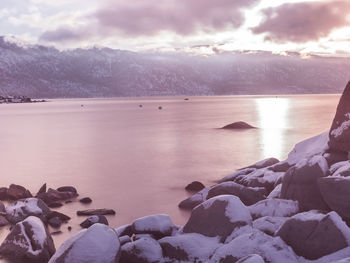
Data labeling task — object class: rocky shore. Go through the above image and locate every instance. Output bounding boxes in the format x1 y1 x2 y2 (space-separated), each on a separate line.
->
0 96 45 104
1 83 350 262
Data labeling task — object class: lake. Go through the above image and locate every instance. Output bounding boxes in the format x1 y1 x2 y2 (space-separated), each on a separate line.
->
0 94 340 248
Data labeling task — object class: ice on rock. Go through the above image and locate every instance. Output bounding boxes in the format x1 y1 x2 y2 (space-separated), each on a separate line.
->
132 214 176 238
249 198 299 219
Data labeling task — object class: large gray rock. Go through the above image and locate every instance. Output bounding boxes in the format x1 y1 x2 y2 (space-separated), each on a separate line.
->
131 214 177 238
280 156 329 211
49 224 120 263
178 187 211 210
206 182 266 206
120 237 162 263
80 215 109 228
249 198 299 219
329 81 350 152
276 211 350 260
183 195 252 242
5 198 51 224
0 216 55 263
318 176 350 219
253 216 288 236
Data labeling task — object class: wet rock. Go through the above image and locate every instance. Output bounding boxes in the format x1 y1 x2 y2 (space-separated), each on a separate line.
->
280 156 329 211
276 211 350 260
48 202 63 208
185 181 205 192
67 226 72 231
51 231 62 236
178 187 211 210
7 184 32 200
206 182 266 206
318 176 350 219
56 186 77 194
37 188 77 204
47 211 71 222
131 214 176 239
49 224 120 263
120 237 162 263
0 216 55 263
6 198 50 224
183 195 252 242
48 217 62 228
119 235 131 246
37 183 47 196
80 215 108 228
222 121 256 129
79 197 92 204
0 188 8 200
115 224 133 237
77 208 116 216
329 81 350 152
159 233 220 262
249 198 299 219
0 216 9 227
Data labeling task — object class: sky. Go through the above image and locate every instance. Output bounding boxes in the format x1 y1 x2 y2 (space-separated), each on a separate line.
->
1 0 350 56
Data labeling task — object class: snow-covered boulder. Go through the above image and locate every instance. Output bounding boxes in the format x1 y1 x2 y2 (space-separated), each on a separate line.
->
115 224 132 237
249 199 299 219
287 132 329 165
323 150 348 166
329 81 350 152
331 162 350 177
80 215 109 228
206 182 266 206
178 186 211 210
6 198 51 224
210 230 300 263
131 214 177 238
318 176 350 219
281 156 329 211
159 233 220 262
253 216 288 236
276 211 350 260
120 237 163 263
236 254 265 263
219 168 256 183
183 195 252 242
0 216 55 262
267 184 282 199
49 223 120 263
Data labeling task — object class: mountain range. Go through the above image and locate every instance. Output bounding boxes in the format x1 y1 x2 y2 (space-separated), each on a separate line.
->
0 36 349 98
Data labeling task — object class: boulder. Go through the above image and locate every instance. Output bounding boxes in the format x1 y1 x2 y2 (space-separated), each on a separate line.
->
119 235 131 246
280 156 329 211
7 184 32 200
276 211 350 260
0 201 5 212
236 254 265 263
0 216 9 227
159 233 220 262
77 209 116 216
210 230 300 263
185 181 205 192
183 195 252 241
79 197 92 204
324 150 348 166
47 211 71 222
36 183 47 196
206 182 266 206
318 176 350 219
267 184 282 199
329 81 350 152
178 187 211 210
268 161 293 172
49 223 120 263
6 198 51 224
37 188 77 205
56 186 77 194
0 216 55 263
253 216 288 236
48 217 62 228
249 198 299 219
222 121 256 129
131 214 176 238
115 224 133 237
0 187 8 200
331 162 350 177
120 237 162 263
80 215 109 228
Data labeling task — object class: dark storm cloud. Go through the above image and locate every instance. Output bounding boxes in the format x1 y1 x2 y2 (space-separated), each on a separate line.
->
40 27 90 42
40 0 258 43
252 1 350 43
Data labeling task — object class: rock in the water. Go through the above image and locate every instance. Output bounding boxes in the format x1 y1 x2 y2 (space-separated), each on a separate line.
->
77 209 116 216
178 187 211 210
318 176 350 219
253 216 288 236
236 254 265 263
276 211 350 260
159 233 220 262
249 198 299 219
280 155 329 211
47 211 71 222
206 182 266 206
183 195 252 241
6 198 51 224
131 214 176 238
222 121 256 129
56 186 77 194
49 224 120 263
210 230 299 263
329 82 350 152
115 224 133 237
120 237 162 263
185 181 205 192
80 215 109 228
267 184 282 199
79 197 92 204
37 188 77 205
37 183 47 196
48 217 62 228
0 216 55 263
7 184 32 200
48 202 63 208
0 187 8 200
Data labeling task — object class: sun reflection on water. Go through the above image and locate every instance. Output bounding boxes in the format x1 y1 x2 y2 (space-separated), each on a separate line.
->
255 98 290 160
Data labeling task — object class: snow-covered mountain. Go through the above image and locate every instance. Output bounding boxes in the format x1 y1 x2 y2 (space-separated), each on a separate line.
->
0 36 349 98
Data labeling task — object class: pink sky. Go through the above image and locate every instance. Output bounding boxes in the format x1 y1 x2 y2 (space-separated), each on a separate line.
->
1 0 350 55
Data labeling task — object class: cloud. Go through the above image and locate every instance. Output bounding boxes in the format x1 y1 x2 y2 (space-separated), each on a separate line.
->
252 1 350 43
40 0 258 43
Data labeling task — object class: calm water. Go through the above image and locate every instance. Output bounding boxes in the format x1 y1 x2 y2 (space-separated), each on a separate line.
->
0 94 340 248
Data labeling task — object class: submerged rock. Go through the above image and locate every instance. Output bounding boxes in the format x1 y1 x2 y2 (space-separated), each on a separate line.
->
56 186 77 194
0 216 55 263
79 197 92 204
77 209 116 216
80 215 109 228
0 187 8 200
222 121 256 129
185 181 205 192
37 188 77 205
